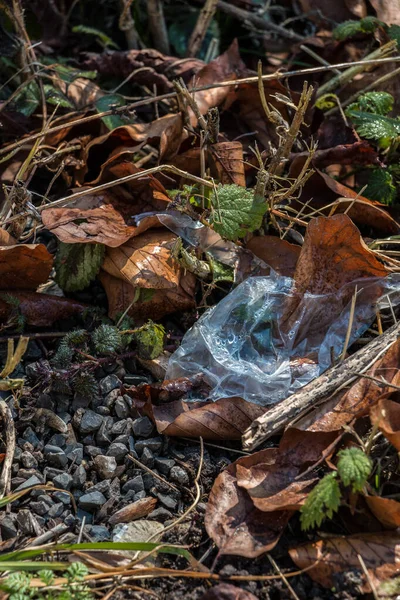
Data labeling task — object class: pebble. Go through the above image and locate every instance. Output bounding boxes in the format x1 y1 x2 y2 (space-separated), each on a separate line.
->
122 475 144 495
148 507 173 522
85 445 103 458
94 455 117 480
79 410 104 434
65 444 83 465
72 464 87 488
22 427 41 448
48 503 64 518
114 397 129 419
156 493 178 511
96 417 114 445
53 473 73 490
154 458 175 476
99 375 121 395
17 510 41 536
21 451 38 469
78 491 107 511
170 465 189 486
86 525 110 542
31 500 52 516
0 516 18 539
141 447 154 468
15 474 42 491
106 443 127 462
132 416 154 438
111 419 130 436
44 445 68 468
48 434 67 449
135 437 162 455
53 491 71 505
104 389 120 409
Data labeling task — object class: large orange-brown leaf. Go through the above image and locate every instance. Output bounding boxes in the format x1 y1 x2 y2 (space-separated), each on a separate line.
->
295 339 400 433
0 293 85 326
205 459 292 558
246 236 300 277
0 244 53 290
370 398 400 452
365 496 400 530
200 584 258 600
281 214 388 344
289 532 400 591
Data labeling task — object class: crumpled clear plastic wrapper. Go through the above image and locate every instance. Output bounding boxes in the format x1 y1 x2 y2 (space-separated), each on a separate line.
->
166 272 400 406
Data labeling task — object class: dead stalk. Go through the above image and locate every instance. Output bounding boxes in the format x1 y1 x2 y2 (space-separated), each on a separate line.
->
0 400 16 498
147 0 170 55
186 0 218 58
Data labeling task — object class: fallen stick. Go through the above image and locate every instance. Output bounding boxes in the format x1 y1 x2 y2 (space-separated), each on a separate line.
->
0 400 15 498
242 320 400 451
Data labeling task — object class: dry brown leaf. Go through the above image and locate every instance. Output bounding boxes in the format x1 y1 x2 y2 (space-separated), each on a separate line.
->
370 0 400 24
365 496 400 529
0 244 53 290
152 397 265 440
108 497 157 525
0 293 85 326
289 532 400 591
281 214 388 345
205 459 292 558
370 398 400 452
200 583 258 600
209 141 246 187
0 230 17 246
246 236 300 277
295 339 400 432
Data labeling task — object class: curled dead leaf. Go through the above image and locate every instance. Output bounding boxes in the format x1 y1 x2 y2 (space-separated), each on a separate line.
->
370 398 400 452
289 532 400 592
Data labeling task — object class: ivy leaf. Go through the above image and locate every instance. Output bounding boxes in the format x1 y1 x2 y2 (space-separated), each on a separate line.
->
133 320 165 359
55 243 105 292
346 110 400 140
347 92 394 116
364 169 397 205
337 447 372 493
210 184 266 241
300 472 341 531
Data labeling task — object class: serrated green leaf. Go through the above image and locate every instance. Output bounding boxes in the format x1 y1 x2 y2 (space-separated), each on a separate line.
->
364 169 397 205
333 16 383 40
207 254 234 283
347 92 394 116
55 243 105 292
95 94 135 130
210 184 266 241
300 472 341 531
72 25 118 49
133 320 165 359
346 110 400 140
388 24 400 47
337 447 372 492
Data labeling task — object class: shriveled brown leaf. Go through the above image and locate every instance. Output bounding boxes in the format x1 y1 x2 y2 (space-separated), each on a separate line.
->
289 532 400 591
0 293 85 326
246 236 300 277
235 429 337 511
0 244 53 290
152 397 265 440
370 398 400 452
295 339 400 432
108 497 157 525
370 0 400 24
365 496 400 529
190 40 246 125
200 583 258 600
205 459 292 558
209 141 246 187
281 214 388 344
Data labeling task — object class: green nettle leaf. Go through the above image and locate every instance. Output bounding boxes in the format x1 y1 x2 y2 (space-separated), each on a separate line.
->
133 321 165 359
347 92 394 116
346 110 400 141
337 447 372 492
333 16 383 40
300 472 341 531
364 169 397 205
388 24 400 47
91 324 122 355
95 94 135 130
207 254 234 283
55 242 105 292
210 184 266 241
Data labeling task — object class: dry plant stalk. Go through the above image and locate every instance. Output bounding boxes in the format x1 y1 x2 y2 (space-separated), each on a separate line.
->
0 336 29 379
147 0 170 55
186 0 218 58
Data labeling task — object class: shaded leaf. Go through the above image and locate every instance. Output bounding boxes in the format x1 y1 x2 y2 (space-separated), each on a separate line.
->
365 496 400 529
0 244 53 290
370 398 400 451
133 321 165 360
95 94 135 130
289 532 400 591
347 110 400 141
364 169 397 205
55 242 105 292
246 236 300 277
